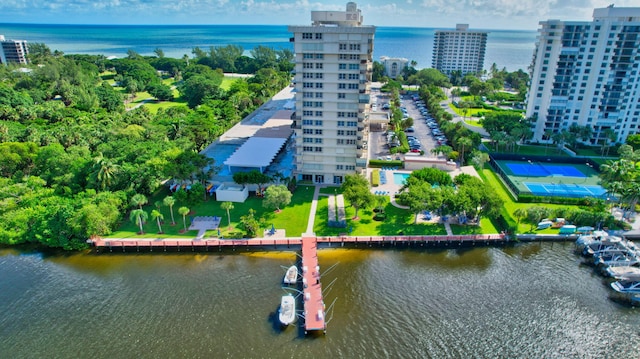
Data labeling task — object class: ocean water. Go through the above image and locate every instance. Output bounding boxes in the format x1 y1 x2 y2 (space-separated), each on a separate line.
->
0 24 536 71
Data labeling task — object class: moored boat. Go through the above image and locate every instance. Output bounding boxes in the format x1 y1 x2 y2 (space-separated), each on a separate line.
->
283 265 298 285
604 265 640 279
279 293 296 326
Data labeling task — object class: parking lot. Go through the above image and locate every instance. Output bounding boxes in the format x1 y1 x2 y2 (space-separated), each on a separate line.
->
368 92 445 161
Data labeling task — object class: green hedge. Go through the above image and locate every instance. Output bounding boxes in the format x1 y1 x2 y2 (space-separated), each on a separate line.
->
369 160 404 168
371 169 380 187
517 194 591 205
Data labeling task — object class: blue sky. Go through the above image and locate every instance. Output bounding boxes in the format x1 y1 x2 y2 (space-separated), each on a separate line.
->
0 0 637 30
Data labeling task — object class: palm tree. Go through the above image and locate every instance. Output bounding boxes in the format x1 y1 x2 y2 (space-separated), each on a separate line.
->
456 136 473 164
151 209 164 234
130 209 148 235
178 206 190 232
93 152 119 191
130 193 148 210
163 196 176 225
220 201 234 229
513 208 527 228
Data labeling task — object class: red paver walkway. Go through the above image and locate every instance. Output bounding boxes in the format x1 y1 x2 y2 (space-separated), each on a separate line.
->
301 236 325 333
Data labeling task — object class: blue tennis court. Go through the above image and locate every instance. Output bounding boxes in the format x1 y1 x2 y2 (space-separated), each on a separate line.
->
506 163 586 178
524 182 608 198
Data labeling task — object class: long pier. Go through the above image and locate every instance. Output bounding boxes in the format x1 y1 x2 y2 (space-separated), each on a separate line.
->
301 236 325 334
90 234 510 252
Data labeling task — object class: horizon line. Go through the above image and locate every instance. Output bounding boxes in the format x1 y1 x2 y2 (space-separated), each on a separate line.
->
0 22 538 32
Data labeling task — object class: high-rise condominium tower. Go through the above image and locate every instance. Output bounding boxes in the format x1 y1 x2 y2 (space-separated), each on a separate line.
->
432 24 487 76
0 35 29 65
526 6 640 144
288 2 375 184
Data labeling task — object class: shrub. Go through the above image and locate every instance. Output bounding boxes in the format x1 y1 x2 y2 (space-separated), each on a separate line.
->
371 169 380 187
369 160 403 168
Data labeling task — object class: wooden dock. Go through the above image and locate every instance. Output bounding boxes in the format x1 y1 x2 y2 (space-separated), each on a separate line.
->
301 236 325 334
90 234 509 252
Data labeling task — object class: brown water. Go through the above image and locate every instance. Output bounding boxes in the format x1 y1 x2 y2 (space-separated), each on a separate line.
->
1 243 639 358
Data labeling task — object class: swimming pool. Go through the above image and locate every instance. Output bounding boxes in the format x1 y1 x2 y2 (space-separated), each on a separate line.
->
393 172 410 185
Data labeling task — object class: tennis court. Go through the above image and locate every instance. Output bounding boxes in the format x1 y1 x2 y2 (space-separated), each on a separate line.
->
506 163 586 178
524 182 608 198
493 159 608 199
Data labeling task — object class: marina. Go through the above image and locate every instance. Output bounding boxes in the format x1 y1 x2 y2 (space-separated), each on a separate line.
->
575 231 640 304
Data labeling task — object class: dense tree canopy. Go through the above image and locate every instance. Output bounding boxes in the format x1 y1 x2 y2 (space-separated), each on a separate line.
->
0 45 292 250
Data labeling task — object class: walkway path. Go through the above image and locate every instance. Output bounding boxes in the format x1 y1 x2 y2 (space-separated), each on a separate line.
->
305 186 321 234
444 222 453 236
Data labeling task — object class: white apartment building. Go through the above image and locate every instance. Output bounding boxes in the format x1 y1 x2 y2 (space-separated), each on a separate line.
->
432 24 487 76
0 35 29 65
526 6 640 144
288 2 375 184
380 56 408 79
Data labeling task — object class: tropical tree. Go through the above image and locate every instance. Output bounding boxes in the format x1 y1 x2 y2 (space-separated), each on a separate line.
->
513 207 527 228
130 209 148 234
178 206 190 232
456 136 473 164
163 196 176 225
92 152 119 191
130 193 148 210
151 209 164 234
341 174 374 219
221 201 234 229
263 185 292 212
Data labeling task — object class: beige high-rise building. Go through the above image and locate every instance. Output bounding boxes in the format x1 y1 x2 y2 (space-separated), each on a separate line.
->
526 6 640 144
288 2 375 184
0 35 29 65
432 24 487 76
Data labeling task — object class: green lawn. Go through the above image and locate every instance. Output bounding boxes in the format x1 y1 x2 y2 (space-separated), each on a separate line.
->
464 119 483 127
220 76 237 91
313 196 447 237
448 103 487 118
450 217 498 235
108 185 314 239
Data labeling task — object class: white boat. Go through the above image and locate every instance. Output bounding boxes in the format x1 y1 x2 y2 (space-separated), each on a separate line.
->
278 294 296 326
611 279 640 294
604 265 640 279
576 232 623 254
283 265 298 285
596 252 640 267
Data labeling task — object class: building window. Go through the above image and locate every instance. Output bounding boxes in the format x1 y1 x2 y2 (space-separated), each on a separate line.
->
315 83 323 89
339 74 346 80
336 165 344 170
315 138 323 144
302 33 313 39
339 43 347 51
303 63 313 69
314 120 323 126
349 64 359 70
303 111 313 116
315 129 323 135
339 63 347 70
337 130 345 136
303 129 313 134
337 121 345 127
337 139 344 145
345 165 355 171
315 111 323 117
315 33 323 40
338 112 345 117
315 73 323 79
302 119 313 125
314 147 322 152
347 121 357 127
315 54 323 59
338 93 346 99
303 138 313 143
315 63 323 69
338 84 346 89
348 84 358 89
303 146 313 152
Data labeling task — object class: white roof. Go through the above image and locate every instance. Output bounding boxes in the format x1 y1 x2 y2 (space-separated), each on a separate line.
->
224 137 287 168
